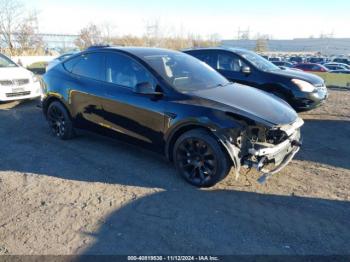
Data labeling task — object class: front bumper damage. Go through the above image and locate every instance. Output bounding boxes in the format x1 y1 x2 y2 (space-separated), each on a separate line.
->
219 117 304 184
245 129 302 183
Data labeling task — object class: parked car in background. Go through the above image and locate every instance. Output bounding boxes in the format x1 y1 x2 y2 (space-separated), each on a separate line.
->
308 57 327 64
272 61 294 68
41 47 303 187
183 47 328 111
0 53 41 102
289 56 304 64
330 70 350 74
293 63 329 72
324 64 348 71
268 57 282 62
333 57 350 65
324 62 350 70
46 52 78 72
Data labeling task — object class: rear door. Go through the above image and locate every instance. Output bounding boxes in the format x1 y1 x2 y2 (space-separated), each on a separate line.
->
63 52 105 127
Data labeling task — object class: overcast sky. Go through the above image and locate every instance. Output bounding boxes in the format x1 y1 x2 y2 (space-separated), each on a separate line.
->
28 0 350 39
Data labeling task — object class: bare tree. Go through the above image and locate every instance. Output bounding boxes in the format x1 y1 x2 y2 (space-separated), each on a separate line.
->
0 0 24 55
100 22 117 44
75 24 103 50
144 19 164 47
16 11 44 54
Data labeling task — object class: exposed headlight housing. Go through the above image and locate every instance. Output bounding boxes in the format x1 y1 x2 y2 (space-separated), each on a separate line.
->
292 79 315 92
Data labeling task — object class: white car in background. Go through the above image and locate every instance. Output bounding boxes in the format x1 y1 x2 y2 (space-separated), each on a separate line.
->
0 53 41 102
46 52 78 72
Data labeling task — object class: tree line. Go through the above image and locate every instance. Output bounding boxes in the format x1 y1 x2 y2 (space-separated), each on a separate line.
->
0 0 220 56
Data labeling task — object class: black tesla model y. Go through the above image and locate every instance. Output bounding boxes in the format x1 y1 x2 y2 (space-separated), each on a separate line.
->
41 46 303 187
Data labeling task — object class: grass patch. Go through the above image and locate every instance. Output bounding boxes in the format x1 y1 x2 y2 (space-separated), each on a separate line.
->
313 72 350 88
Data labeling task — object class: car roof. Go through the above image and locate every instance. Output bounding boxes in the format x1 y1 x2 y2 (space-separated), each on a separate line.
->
85 46 181 57
182 46 252 54
325 62 348 66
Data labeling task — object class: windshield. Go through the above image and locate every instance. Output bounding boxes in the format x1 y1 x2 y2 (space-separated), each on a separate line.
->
237 51 280 72
0 54 17 68
142 52 229 92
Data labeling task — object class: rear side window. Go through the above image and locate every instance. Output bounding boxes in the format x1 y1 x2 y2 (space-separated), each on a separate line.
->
64 53 103 81
190 52 217 68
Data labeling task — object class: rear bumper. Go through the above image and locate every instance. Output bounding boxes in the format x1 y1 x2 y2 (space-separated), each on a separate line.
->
0 82 41 102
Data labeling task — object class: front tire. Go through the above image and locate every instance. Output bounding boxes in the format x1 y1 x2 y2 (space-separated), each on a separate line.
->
46 101 74 140
173 129 231 187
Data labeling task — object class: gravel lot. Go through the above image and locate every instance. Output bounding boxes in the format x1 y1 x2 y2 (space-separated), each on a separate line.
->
0 89 349 255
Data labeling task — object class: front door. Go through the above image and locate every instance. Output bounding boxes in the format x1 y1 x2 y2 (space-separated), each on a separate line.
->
99 52 165 149
216 51 257 87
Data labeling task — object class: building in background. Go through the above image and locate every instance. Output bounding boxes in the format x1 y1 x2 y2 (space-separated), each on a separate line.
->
221 38 350 56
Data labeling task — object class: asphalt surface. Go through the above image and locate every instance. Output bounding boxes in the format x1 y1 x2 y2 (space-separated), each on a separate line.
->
0 90 349 255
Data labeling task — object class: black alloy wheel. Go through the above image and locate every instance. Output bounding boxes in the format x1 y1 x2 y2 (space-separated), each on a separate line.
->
47 101 74 140
174 129 231 187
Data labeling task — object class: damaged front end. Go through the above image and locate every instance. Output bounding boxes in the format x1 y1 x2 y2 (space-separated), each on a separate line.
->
218 117 304 184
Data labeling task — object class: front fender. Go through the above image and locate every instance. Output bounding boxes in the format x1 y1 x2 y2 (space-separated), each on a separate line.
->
164 113 245 161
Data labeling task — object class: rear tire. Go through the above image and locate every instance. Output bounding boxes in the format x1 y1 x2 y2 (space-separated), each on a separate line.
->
46 101 74 140
173 129 231 187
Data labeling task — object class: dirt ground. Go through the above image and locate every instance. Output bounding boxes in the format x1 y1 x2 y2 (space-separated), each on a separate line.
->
0 89 349 255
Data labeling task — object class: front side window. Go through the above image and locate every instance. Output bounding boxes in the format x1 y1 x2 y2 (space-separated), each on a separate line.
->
64 53 103 81
105 53 156 90
0 54 17 68
218 53 246 72
142 51 229 92
236 50 280 72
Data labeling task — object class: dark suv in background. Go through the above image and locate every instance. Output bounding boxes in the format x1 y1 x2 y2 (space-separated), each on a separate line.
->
184 48 328 111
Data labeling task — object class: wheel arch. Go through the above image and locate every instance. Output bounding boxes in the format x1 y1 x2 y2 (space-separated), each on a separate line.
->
43 95 71 119
165 123 217 162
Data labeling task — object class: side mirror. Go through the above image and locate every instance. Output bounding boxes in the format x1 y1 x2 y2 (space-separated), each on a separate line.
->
134 82 162 96
241 66 251 74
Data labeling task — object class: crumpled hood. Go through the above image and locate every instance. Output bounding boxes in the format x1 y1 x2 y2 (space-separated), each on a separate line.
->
191 83 298 126
271 68 324 85
0 67 33 80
